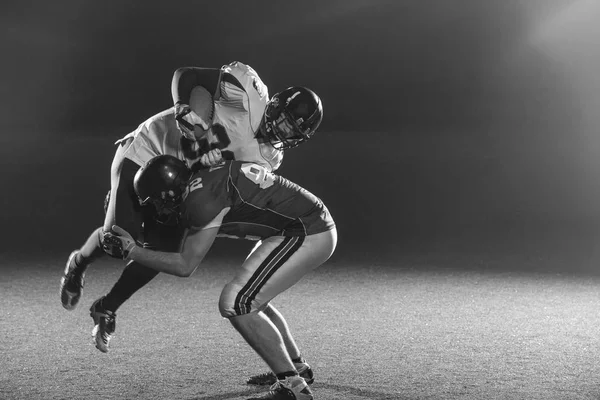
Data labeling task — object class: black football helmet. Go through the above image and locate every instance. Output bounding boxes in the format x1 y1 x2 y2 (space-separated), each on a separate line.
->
133 155 193 225
258 86 323 149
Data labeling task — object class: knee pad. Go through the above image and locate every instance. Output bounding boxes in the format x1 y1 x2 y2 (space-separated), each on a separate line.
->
219 282 269 318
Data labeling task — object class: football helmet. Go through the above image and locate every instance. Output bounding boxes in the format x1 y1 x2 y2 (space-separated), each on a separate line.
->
258 87 323 149
133 155 192 225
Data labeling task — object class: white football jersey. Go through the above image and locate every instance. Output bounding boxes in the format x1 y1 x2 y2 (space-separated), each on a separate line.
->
210 61 283 171
116 108 200 168
116 61 282 171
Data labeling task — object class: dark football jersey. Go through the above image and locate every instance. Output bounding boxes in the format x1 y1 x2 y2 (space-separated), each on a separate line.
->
181 161 335 240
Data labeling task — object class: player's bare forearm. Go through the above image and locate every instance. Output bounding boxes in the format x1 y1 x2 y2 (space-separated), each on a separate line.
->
125 226 219 278
126 246 196 277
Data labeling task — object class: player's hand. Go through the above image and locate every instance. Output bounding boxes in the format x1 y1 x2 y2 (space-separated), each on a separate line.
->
174 103 209 140
102 226 137 260
200 148 224 167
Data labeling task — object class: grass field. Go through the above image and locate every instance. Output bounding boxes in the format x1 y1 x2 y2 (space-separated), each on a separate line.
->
1 235 600 400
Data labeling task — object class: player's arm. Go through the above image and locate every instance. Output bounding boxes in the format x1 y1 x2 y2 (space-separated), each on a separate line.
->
124 226 219 277
108 207 229 277
171 67 221 105
171 66 221 140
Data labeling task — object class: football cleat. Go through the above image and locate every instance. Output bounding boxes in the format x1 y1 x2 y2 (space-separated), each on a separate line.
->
90 297 116 353
60 251 85 310
246 376 312 400
247 363 314 386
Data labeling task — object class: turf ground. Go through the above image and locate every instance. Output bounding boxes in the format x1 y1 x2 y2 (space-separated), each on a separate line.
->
1 234 600 400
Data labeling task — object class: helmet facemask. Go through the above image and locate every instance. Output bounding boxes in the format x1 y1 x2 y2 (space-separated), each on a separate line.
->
138 188 187 226
134 155 192 226
259 87 323 150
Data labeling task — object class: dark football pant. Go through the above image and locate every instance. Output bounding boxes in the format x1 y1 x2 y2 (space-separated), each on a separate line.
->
103 138 146 241
76 139 143 266
77 139 186 312
102 216 186 312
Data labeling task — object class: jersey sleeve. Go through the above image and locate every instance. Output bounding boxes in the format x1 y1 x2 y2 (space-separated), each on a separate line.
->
117 108 182 167
220 61 269 127
221 62 268 98
171 67 222 105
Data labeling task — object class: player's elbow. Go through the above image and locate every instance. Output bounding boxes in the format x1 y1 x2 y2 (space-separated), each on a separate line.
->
169 257 193 278
173 66 186 75
175 256 201 278
177 267 195 278
176 266 194 278
173 67 194 79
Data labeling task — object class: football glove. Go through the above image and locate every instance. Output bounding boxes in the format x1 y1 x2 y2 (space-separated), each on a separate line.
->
102 226 137 259
174 103 210 140
200 148 224 167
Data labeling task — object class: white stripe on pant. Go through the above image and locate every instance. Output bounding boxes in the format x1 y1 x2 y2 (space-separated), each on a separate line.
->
218 228 337 317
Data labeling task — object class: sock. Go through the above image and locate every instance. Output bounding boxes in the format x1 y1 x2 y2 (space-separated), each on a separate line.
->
291 356 305 364
276 371 298 381
101 261 159 312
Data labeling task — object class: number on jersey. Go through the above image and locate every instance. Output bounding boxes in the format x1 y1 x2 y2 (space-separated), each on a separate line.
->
240 163 275 189
181 123 233 161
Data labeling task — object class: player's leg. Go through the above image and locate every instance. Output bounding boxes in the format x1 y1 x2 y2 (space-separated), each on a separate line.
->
220 229 336 399
245 242 309 386
100 217 185 312
90 259 161 353
89 257 159 353
91 218 187 353
247 303 314 386
263 304 301 361
61 141 143 310
230 312 313 400
85 145 150 352
244 230 336 387
229 311 295 374
240 241 305 363
243 241 305 358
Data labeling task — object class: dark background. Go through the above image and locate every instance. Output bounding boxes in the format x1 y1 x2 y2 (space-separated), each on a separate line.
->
2 0 600 272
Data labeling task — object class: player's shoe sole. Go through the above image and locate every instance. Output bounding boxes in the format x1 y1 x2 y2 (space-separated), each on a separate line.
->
246 376 312 400
60 251 85 310
247 363 314 386
90 298 116 353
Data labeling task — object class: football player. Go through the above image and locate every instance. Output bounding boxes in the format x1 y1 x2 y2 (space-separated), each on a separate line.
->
59 86 213 352
173 61 286 171
60 61 324 359
106 154 336 400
